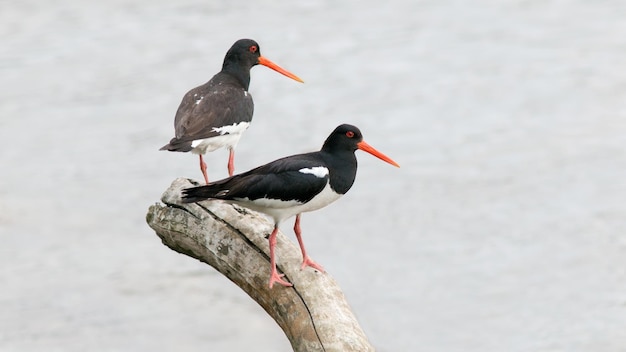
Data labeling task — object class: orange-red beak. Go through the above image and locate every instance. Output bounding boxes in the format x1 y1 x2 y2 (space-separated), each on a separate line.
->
357 141 400 167
258 56 304 83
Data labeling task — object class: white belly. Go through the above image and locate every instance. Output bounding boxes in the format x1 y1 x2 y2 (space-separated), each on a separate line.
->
232 182 343 224
190 122 250 154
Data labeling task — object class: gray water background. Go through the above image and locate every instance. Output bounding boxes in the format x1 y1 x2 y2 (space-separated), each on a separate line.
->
1 0 625 351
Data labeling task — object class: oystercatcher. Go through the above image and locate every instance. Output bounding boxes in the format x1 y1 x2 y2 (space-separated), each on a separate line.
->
160 39 303 183
181 124 400 288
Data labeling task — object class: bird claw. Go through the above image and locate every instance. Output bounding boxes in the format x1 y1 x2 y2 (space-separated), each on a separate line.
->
268 271 292 288
301 256 325 272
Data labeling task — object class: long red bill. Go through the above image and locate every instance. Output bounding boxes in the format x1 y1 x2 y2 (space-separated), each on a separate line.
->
357 140 400 167
258 56 304 83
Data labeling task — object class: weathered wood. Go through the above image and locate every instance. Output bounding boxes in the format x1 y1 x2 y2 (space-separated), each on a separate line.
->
146 178 374 352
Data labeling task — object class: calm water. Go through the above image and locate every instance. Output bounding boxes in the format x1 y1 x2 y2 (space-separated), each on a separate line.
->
1 1 625 351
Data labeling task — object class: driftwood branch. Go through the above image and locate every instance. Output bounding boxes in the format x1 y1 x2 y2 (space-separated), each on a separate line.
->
146 178 374 352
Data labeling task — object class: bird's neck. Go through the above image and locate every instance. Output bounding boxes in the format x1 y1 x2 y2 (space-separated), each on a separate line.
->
321 150 358 195
222 62 251 90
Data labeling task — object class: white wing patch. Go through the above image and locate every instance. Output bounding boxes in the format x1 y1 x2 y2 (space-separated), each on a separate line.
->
211 121 250 135
299 166 329 178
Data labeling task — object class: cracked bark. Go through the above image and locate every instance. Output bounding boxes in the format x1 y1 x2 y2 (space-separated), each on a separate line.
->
146 178 374 352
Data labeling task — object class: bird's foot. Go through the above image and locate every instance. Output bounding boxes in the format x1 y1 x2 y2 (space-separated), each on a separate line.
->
301 256 325 272
268 271 292 289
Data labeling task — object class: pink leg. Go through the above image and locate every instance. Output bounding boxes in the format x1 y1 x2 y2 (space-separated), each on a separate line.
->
268 225 292 288
227 148 235 177
199 155 209 184
294 214 325 272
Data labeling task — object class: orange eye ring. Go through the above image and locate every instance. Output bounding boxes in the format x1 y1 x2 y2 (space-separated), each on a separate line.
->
346 131 355 138
249 45 258 53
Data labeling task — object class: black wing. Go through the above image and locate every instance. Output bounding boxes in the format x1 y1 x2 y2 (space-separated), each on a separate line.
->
173 73 254 142
182 153 329 205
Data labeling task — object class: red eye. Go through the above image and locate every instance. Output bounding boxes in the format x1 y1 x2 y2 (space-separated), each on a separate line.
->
346 131 355 138
249 45 258 53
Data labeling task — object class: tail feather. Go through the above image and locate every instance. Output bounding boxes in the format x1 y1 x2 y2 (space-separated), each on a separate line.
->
160 138 193 152
181 184 229 203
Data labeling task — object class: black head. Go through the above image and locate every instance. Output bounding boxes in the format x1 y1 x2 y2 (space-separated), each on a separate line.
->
321 124 363 153
321 124 400 167
222 39 303 87
223 39 262 71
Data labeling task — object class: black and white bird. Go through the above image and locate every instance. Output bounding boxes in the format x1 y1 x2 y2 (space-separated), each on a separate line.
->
181 124 400 288
160 39 303 183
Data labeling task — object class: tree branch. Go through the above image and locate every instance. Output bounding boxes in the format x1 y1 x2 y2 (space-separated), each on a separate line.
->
146 178 374 352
